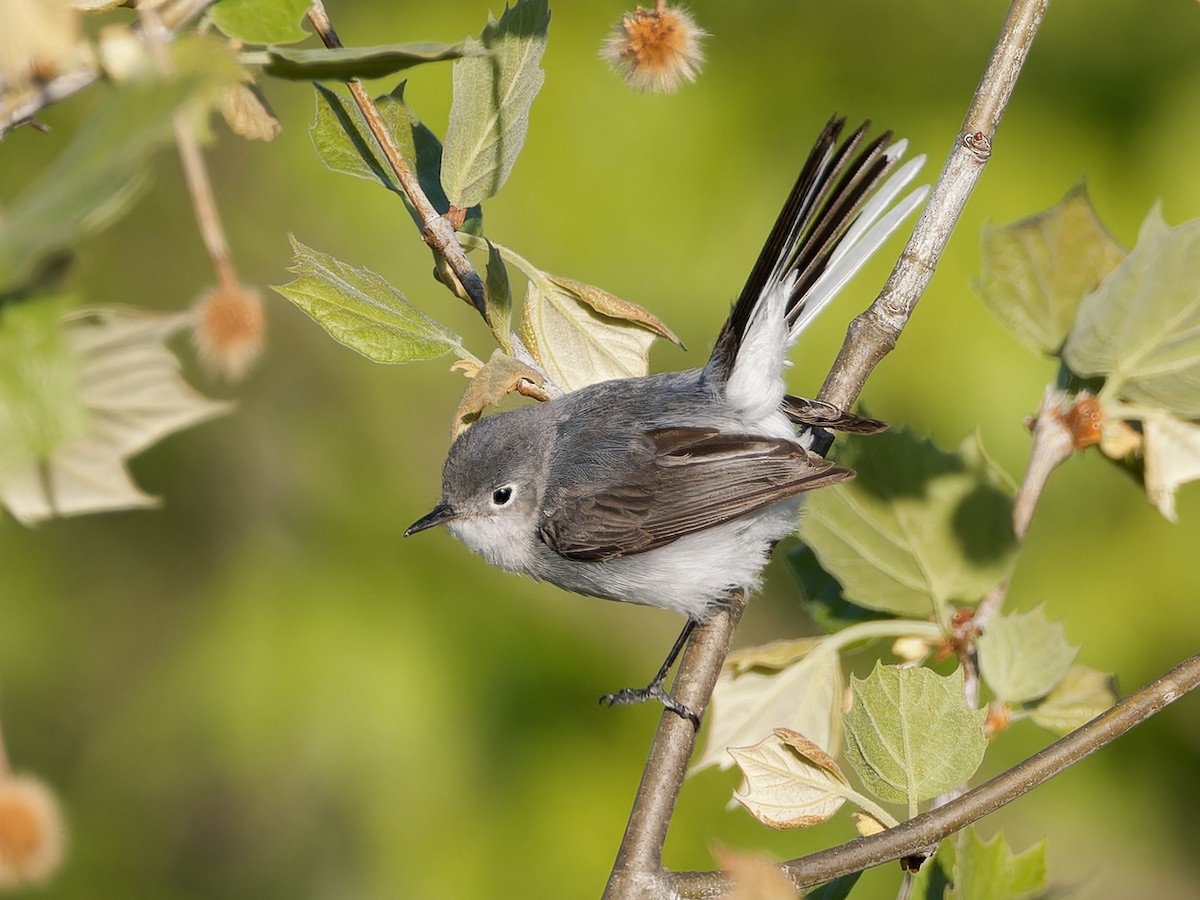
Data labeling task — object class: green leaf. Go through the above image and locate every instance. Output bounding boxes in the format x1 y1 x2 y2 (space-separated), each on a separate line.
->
1063 206 1200 417
786 543 894 633
442 0 550 208
1028 665 1117 735
309 83 482 233
0 298 88 478
978 606 1078 704
728 729 851 829
0 37 241 294
976 183 1126 355
695 639 842 774
843 664 986 807
800 431 1018 619
272 237 463 364
1140 408 1200 521
947 829 1047 900
248 42 472 80
210 0 311 45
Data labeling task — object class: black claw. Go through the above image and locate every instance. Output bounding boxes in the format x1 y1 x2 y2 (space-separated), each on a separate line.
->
599 683 701 731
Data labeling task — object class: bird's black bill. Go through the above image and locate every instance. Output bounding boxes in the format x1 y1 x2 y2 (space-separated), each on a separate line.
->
404 502 456 536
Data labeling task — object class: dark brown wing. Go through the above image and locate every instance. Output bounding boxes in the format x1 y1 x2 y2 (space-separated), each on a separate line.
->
539 426 852 561
781 395 887 433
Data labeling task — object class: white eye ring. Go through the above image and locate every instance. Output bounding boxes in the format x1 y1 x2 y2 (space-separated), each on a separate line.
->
492 486 514 506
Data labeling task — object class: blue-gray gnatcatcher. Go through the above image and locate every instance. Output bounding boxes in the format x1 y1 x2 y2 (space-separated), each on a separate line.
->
407 117 927 724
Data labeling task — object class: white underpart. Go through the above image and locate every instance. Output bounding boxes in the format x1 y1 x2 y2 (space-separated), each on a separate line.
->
790 149 930 337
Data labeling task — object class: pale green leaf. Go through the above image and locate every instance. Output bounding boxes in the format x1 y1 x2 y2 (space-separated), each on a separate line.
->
441 0 549 208
728 729 850 829
976 183 1125 355
249 42 471 81
1028 665 1117 735
978 606 1078 704
800 431 1018 618
786 543 894 633
272 237 462 364
1064 207 1200 417
694 639 841 774
209 0 311 45
843 664 986 806
947 829 1048 900
0 37 241 294
0 298 89 478
521 272 660 391
1141 408 1200 521
309 83 481 234
0 307 230 526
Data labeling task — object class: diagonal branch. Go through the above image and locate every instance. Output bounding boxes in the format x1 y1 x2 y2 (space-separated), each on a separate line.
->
667 651 1200 896
604 0 1053 897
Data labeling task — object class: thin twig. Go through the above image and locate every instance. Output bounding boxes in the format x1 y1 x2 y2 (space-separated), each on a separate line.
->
604 1 1053 897
0 0 219 137
139 6 238 290
305 1 488 317
667 651 1200 897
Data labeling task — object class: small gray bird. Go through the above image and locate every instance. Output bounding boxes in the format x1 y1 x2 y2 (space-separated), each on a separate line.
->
407 117 927 723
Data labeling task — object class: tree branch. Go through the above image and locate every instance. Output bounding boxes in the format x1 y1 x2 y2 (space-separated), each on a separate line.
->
819 0 1050 410
667 651 1200 896
604 0 1052 897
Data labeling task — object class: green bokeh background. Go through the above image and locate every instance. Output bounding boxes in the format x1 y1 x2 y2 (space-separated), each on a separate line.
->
2 2 1199 897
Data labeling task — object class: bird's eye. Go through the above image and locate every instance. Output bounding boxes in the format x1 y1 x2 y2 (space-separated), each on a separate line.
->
492 486 514 506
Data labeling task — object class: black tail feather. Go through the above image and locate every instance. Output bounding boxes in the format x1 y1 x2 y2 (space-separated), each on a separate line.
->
708 116 899 380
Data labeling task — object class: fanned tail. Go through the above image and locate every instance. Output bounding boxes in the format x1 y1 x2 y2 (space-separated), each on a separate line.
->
707 116 928 382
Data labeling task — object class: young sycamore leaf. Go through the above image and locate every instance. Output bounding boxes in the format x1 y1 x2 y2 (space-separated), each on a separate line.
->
442 0 550 209
452 349 543 438
209 0 311 45
309 83 482 234
694 638 842 774
0 307 231 526
728 729 851 829
977 605 1079 704
948 829 1048 900
273 237 464 364
1063 206 1200 418
975 183 1126 355
843 664 986 807
520 271 678 391
249 42 471 81
0 36 242 294
1028 665 1118 735
1140 408 1200 521
801 430 1018 619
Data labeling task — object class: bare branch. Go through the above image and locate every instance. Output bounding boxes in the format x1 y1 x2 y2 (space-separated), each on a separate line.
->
604 1 1053 897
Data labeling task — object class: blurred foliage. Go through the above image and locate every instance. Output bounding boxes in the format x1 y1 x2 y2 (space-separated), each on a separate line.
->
1 2 1199 898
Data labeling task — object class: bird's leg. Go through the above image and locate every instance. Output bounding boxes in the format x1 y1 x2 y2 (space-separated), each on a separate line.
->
600 620 700 730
